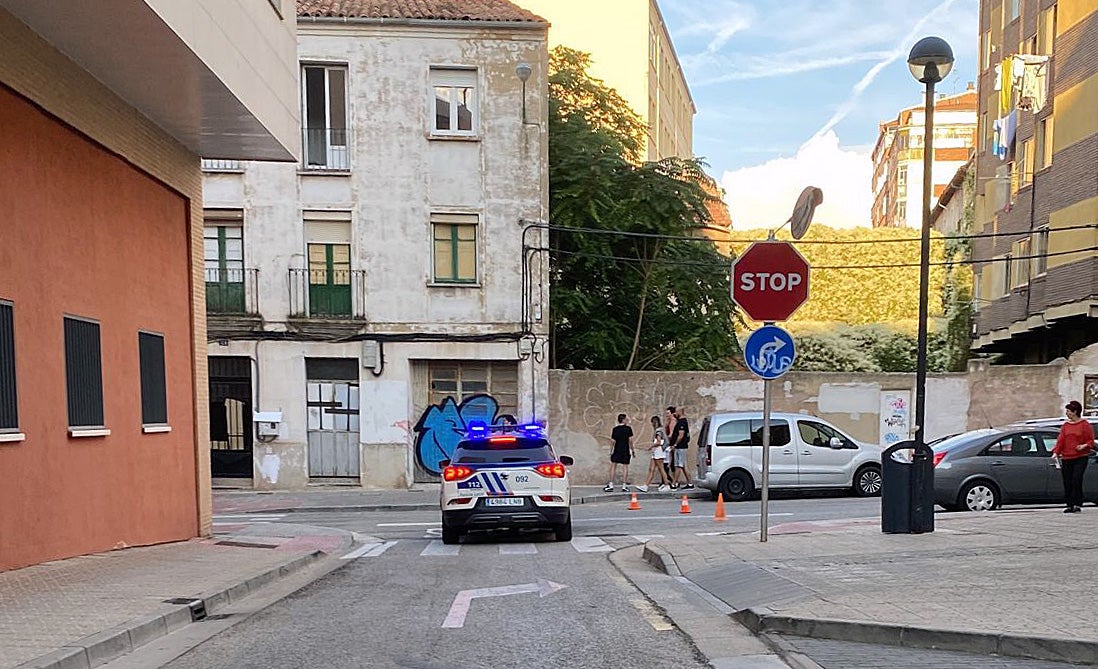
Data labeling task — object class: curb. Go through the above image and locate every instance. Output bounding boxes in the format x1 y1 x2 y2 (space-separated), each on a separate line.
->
15 550 325 669
733 608 1098 666
224 491 673 515
641 542 682 577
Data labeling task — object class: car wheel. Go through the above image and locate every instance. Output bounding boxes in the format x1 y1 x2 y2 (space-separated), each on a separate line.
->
854 464 883 497
959 480 999 511
442 524 461 545
718 470 754 502
554 519 573 542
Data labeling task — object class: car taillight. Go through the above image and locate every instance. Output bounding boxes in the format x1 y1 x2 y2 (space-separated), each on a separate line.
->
933 452 946 467
443 465 474 481
706 444 712 467
535 463 566 478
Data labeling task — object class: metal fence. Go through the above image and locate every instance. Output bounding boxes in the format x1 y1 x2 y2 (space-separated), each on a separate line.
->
288 268 366 319
205 268 260 316
302 127 350 171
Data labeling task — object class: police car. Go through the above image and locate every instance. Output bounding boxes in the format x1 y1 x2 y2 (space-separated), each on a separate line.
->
440 423 573 545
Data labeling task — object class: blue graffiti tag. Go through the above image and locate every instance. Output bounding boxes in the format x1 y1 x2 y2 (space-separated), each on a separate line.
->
413 394 516 477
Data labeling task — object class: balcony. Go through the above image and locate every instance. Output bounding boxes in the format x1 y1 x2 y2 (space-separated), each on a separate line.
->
201 159 243 172
289 268 366 320
302 127 350 172
206 268 260 316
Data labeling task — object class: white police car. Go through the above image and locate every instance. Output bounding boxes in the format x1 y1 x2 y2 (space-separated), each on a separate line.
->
440 423 573 544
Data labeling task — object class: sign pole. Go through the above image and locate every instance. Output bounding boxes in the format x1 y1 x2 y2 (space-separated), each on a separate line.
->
760 375 771 542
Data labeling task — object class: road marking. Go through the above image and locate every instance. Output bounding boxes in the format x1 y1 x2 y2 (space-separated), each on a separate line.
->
574 513 792 523
424 528 442 539
570 537 612 553
630 597 674 631
377 522 439 527
363 541 398 557
695 532 731 536
499 543 538 555
213 514 286 521
631 535 665 542
341 543 381 560
442 580 567 628
421 540 461 556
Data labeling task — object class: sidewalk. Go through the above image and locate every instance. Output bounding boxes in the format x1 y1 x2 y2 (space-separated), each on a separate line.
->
643 506 1098 666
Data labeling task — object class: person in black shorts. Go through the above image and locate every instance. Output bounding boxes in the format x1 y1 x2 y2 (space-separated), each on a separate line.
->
604 413 635 492
670 406 694 489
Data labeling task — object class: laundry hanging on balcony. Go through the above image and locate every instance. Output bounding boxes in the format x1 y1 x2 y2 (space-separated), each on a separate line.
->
1012 54 1050 113
992 110 1018 161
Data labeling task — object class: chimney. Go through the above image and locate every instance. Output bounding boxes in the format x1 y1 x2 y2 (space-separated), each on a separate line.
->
967 81 975 90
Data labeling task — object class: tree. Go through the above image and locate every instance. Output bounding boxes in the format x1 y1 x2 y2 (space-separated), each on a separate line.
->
548 48 738 370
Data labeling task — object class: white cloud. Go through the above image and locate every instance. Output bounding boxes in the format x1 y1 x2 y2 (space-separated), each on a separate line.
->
721 131 872 230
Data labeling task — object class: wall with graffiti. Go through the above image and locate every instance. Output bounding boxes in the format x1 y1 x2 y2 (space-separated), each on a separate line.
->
413 394 517 478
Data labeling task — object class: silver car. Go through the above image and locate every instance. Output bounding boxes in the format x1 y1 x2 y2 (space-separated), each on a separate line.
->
932 427 1098 511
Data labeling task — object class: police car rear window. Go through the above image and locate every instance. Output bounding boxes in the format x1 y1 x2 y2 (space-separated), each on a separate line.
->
453 438 554 464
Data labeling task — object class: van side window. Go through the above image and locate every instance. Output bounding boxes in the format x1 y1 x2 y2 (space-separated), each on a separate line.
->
714 419 751 446
750 419 790 446
799 421 852 448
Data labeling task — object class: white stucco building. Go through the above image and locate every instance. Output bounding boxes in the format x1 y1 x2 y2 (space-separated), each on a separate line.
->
201 0 550 489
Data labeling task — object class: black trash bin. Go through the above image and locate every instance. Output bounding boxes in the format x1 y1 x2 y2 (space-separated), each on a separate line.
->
881 440 935 534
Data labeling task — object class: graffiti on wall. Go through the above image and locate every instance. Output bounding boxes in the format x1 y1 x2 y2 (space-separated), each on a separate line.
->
413 394 516 476
581 379 685 438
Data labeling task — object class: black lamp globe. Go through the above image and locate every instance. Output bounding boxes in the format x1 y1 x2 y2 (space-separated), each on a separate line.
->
907 36 954 84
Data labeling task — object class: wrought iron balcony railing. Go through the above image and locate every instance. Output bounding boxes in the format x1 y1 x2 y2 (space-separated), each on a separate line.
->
302 127 350 171
288 268 366 320
205 268 260 316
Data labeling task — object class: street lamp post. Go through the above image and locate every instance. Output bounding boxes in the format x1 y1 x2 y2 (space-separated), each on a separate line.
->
906 37 954 533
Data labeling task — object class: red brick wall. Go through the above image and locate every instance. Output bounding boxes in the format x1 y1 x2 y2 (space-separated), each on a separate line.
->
0 84 197 571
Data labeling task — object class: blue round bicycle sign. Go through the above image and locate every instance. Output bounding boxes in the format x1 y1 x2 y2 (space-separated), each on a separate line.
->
744 325 796 380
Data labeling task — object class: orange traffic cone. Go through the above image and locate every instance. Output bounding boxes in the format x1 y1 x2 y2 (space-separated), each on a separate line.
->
628 492 641 511
679 495 692 514
714 493 727 522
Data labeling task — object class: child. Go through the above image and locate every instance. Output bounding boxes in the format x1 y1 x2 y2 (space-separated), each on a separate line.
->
636 415 670 492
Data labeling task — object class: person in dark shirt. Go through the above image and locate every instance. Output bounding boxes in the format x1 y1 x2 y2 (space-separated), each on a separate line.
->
604 413 635 492
669 406 694 489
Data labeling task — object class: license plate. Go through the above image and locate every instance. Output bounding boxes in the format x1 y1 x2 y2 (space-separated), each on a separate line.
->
485 497 524 507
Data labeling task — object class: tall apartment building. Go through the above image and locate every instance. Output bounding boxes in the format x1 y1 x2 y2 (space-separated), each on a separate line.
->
871 87 978 229
971 0 1098 364
516 0 695 162
201 0 550 489
0 1 298 571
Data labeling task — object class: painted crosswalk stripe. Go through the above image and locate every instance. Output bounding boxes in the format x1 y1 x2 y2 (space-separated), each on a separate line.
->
341 543 381 560
363 541 398 557
213 514 285 521
421 540 461 556
631 535 665 542
570 537 612 553
499 543 537 555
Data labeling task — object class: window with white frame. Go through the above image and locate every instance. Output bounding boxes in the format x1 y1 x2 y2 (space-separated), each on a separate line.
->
302 64 349 170
431 68 477 136
431 213 478 284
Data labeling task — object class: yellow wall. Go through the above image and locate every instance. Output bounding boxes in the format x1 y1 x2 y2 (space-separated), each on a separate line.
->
1048 197 1098 269
1056 0 1097 34
1052 72 1098 152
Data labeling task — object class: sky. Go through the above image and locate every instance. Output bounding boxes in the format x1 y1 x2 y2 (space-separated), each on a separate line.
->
659 0 980 230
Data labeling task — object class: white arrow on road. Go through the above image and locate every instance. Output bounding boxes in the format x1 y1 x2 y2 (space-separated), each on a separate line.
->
442 580 568 628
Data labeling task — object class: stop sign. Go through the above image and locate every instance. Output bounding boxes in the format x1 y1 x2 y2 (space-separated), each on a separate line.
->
731 241 810 322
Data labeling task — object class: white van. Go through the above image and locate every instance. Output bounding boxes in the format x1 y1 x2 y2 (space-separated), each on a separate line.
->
694 412 883 501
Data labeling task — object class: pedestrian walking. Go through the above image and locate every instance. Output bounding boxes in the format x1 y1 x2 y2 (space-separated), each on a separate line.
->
604 413 635 493
670 406 694 489
664 406 677 487
1052 400 1095 513
636 415 670 492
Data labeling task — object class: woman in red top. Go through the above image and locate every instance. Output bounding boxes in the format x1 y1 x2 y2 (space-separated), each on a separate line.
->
1052 400 1095 513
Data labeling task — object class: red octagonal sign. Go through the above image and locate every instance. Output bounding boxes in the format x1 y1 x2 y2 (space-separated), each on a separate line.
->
731 241 811 322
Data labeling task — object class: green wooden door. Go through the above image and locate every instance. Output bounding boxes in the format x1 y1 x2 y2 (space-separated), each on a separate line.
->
204 226 245 313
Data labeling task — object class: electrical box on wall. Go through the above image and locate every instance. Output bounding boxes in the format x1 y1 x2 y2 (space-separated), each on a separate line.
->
362 340 379 368
254 411 283 437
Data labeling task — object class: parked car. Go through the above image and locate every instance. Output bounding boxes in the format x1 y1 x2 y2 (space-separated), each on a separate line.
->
933 427 1098 511
694 412 883 501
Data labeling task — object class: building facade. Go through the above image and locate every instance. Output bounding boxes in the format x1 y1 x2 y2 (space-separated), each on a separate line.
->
871 87 978 229
202 0 550 489
972 0 1098 363
0 0 298 571
516 0 695 161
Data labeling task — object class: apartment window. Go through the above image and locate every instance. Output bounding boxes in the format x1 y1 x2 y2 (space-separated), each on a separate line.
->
432 214 478 284
0 301 16 432
1012 239 1031 287
1036 117 1054 169
897 201 907 223
1009 0 1020 22
1001 254 1013 295
302 64 349 170
431 68 477 136
896 166 907 200
307 243 352 317
428 361 518 419
981 29 992 70
204 219 245 314
1038 6 1057 55
979 112 988 152
973 273 983 312
64 317 104 428
1009 160 1019 199
1033 227 1050 277
1019 139 1034 186
138 332 167 426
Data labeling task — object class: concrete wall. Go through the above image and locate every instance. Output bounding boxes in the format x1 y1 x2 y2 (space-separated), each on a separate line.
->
549 360 1074 484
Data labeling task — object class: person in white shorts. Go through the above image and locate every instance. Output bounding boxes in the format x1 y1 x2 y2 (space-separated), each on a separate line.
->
636 415 670 492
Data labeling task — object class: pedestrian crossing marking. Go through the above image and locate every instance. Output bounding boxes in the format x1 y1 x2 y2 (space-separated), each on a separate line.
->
341 543 379 560
570 537 613 553
498 543 538 555
631 535 665 542
421 540 461 557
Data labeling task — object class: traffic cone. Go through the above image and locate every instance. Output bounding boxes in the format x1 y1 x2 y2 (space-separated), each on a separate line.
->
679 495 692 514
628 492 641 511
714 493 727 522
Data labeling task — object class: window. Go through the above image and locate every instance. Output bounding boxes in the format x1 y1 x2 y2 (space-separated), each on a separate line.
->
1009 0 1020 22
204 219 245 314
714 420 752 446
308 243 352 316
1019 139 1034 186
1038 5 1057 55
432 213 478 284
750 419 791 447
1085 375 1098 417
1033 227 1050 277
1036 116 1054 169
428 361 518 419
139 332 167 426
981 29 992 70
973 272 983 312
302 64 348 170
984 433 1042 456
897 201 907 224
0 301 16 432
979 111 988 152
1000 253 1013 295
305 358 359 433
798 421 853 449
431 68 477 136
64 317 104 429
1011 239 1031 287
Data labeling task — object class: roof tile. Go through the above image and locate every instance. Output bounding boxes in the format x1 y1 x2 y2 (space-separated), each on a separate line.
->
297 0 546 23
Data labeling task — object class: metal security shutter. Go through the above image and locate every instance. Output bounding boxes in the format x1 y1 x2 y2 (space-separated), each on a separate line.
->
64 317 104 428
139 332 167 425
0 301 16 431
